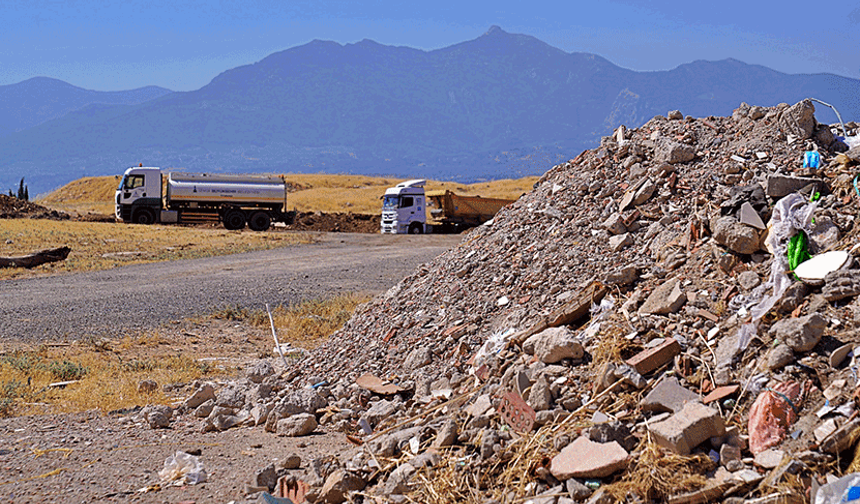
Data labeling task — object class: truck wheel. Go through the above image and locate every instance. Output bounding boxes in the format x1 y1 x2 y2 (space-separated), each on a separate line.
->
408 223 423 234
133 208 156 225
223 210 246 230
248 212 271 232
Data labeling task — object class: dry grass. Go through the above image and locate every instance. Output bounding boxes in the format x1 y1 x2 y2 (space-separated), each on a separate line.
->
0 220 313 280
37 173 538 217
0 293 369 416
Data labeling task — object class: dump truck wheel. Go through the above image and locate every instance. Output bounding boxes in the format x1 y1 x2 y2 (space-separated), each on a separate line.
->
248 212 271 232
408 223 423 234
223 210 246 230
133 208 156 225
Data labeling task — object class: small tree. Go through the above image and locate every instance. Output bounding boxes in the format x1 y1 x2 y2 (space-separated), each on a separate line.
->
15 178 28 201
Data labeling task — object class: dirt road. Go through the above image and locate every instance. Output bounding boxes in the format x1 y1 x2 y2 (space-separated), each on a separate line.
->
0 232 461 341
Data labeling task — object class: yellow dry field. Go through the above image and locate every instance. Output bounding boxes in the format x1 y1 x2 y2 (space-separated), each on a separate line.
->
39 173 538 216
0 219 313 281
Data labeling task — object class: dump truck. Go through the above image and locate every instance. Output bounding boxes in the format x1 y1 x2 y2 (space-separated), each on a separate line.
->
381 179 515 234
115 166 294 231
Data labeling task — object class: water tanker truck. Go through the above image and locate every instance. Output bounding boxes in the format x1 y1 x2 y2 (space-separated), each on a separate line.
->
381 179 515 234
115 166 294 231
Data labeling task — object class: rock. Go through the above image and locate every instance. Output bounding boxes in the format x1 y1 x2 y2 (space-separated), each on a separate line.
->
216 386 246 408
254 463 278 491
649 401 726 455
667 110 683 120
604 265 638 286
277 413 318 437
777 282 809 313
522 327 584 364
205 405 246 431
769 313 826 353
712 216 760 254
632 178 657 205
432 418 458 448
143 404 172 429
777 99 816 139
246 360 275 383
657 141 696 164
279 453 302 470
808 217 841 253
183 382 215 409
601 213 627 235
527 375 553 412
194 399 215 418
641 376 699 413
361 399 398 428
549 437 629 479
766 344 795 370
318 470 366 504
566 478 594 500
137 379 158 394
383 463 415 494
609 233 634 251
279 388 327 416
753 449 785 469
638 279 686 315
820 417 860 454
480 429 500 460
737 271 761 291
823 269 860 302
720 443 742 468
588 421 636 452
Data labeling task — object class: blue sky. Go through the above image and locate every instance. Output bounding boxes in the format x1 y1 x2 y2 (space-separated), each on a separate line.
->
2 0 859 91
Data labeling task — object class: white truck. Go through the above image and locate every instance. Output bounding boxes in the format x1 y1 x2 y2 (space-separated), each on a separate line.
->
115 166 294 231
381 179 515 234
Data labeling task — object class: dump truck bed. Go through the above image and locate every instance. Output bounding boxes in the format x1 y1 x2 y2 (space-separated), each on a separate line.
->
425 190 515 225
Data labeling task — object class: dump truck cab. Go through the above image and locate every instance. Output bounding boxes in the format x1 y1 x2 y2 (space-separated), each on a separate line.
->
381 179 426 234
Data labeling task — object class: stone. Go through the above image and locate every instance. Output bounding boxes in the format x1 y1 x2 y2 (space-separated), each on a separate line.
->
279 388 327 416
627 338 681 375
738 202 766 230
657 141 696 164
361 399 398 428
588 421 636 452
814 418 839 442
604 265 638 286
641 376 700 413
720 443 742 468
609 233 634 251
777 99 816 140
649 401 726 455
667 110 683 120
769 313 826 353
712 216 760 254
766 344 794 370
821 418 860 454
528 375 553 411
254 463 278 491
480 429 500 460
194 399 215 418
246 360 275 383
183 382 215 409
566 478 593 500
143 404 172 429
632 178 657 205
318 470 366 504
737 271 761 290
549 437 629 480
602 213 627 235
216 386 246 408
638 279 686 315
137 379 158 394
279 453 302 470
753 449 785 469
765 174 825 198
808 217 841 253
432 418 458 448
823 269 860 302
523 326 584 364
277 413 318 437
383 463 415 494
776 282 809 313
612 363 647 389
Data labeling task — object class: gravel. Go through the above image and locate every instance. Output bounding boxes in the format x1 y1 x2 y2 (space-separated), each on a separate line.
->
0 232 461 340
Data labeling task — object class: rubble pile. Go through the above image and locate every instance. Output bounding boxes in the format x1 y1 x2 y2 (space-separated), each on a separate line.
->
0 194 69 220
285 211 380 233
152 99 860 503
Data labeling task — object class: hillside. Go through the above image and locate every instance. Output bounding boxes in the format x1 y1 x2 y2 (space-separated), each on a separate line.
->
2 26 858 195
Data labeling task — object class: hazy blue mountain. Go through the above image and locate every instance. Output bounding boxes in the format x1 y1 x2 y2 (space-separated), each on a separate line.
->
0 77 172 138
1 26 858 195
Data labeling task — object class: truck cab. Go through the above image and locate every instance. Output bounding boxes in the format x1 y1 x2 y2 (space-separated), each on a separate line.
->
381 179 426 234
115 167 163 224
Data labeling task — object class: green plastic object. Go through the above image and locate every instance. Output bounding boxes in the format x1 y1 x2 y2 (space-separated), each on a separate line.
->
787 231 812 273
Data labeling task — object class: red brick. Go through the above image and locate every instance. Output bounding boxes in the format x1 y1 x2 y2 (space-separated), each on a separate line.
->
626 338 681 375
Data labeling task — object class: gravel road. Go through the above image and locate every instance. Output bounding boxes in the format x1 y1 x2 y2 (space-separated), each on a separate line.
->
1 232 461 341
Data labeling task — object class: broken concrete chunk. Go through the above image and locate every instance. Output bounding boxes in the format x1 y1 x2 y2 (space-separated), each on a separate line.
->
657 141 696 164
604 265 638 286
649 401 726 455
766 344 795 370
549 437 629 479
823 269 860 302
641 376 699 413
777 98 816 140
522 326 584 364
753 449 785 469
765 174 825 198
432 418 458 448
319 470 366 504
609 233 634 251
769 313 825 353
601 213 627 235
277 413 318 437
246 360 275 383
712 216 761 254
183 382 216 409
638 279 686 315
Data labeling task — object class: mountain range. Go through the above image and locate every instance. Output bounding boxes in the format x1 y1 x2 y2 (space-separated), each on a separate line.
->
2 25 858 195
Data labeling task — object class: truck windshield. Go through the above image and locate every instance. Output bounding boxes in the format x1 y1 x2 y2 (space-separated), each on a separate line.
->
117 176 127 191
382 195 399 209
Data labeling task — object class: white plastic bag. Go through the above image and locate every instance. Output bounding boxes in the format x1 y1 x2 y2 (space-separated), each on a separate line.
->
158 451 207 485
814 472 860 503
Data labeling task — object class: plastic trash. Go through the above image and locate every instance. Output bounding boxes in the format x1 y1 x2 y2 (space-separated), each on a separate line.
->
814 472 860 504
158 450 207 485
748 381 803 454
804 150 821 169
